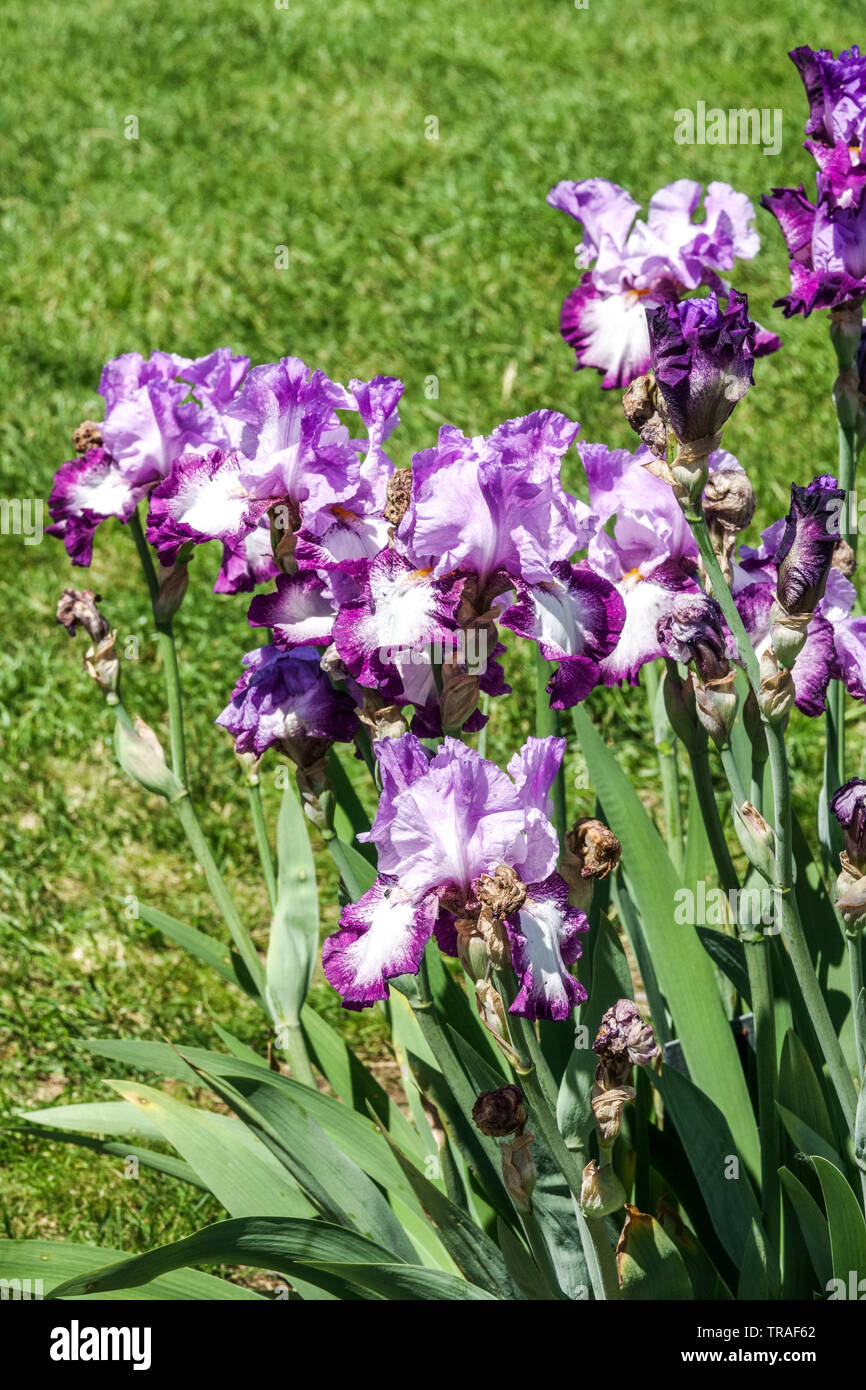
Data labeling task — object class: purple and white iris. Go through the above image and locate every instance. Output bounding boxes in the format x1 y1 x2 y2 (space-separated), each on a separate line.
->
547 178 778 387
216 644 358 764
763 47 866 316
48 348 248 565
322 734 588 1018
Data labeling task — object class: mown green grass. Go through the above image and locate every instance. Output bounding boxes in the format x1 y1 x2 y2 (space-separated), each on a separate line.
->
1 0 862 1247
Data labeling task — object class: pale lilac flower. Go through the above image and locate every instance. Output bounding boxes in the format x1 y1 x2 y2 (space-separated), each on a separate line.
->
323 734 587 1017
548 178 777 387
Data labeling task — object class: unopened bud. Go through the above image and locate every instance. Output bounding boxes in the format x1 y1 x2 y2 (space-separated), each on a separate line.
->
694 670 738 749
757 649 795 724
474 981 524 1069
114 716 184 800
456 920 491 982
83 630 121 701
501 1134 537 1215
439 672 480 733
296 759 335 832
769 601 811 670
835 869 866 932
472 1084 527 1137
662 666 699 750
733 801 777 882
580 1159 626 1219
154 561 190 624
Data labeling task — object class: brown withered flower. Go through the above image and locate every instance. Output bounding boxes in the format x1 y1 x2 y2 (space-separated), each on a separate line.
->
566 819 622 881
384 468 412 526
72 420 103 454
471 1084 526 1137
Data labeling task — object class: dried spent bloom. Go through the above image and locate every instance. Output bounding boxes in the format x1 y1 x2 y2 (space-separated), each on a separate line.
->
56 588 111 644
472 1085 527 1137
594 999 660 1084
566 819 622 881
622 373 667 458
775 475 844 616
383 468 412 526
656 591 729 683
591 1083 636 1146
832 538 857 578
830 778 866 874
72 420 103 454
702 459 756 535
476 864 527 919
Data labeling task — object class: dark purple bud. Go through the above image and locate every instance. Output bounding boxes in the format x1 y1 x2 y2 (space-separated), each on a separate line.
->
646 290 757 448
656 592 729 682
830 777 866 873
775 474 844 615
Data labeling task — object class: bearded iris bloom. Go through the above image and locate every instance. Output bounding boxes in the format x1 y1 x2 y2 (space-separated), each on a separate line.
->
547 177 778 388
215 644 357 764
322 734 588 1018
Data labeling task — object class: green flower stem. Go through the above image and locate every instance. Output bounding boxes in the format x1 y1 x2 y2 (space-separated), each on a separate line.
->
688 737 738 894
584 1217 622 1302
644 660 684 871
847 930 866 1080
742 932 781 1250
534 646 567 849
688 507 858 1132
172 792 267 1003
129 510 187 785
719 743 748 809
246 781 277 912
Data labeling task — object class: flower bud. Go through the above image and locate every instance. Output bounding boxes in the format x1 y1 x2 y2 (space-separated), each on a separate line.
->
694 670 738 749
769 601 811 670
114 716 185 801
757 648 795 724
662 666 699 750
775 476 843 616
83 630 121 701
835 869 866 932
474 981 525 1069
733 801 777 883
580 1159 626 1219
72 420 103 454
296 757 336 832
742 685 768 765
154 561 190 624
471 1084 527 1137
456 920 491 982
829 778 866 874
501 1134 537 1215
439 671 480 733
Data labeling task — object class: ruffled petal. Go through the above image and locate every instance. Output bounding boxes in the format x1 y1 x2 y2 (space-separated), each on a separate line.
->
505 874 588 1021
322 877 438 1009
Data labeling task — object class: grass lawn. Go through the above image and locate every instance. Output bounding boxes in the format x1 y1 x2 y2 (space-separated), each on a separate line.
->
1 0 861 1248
